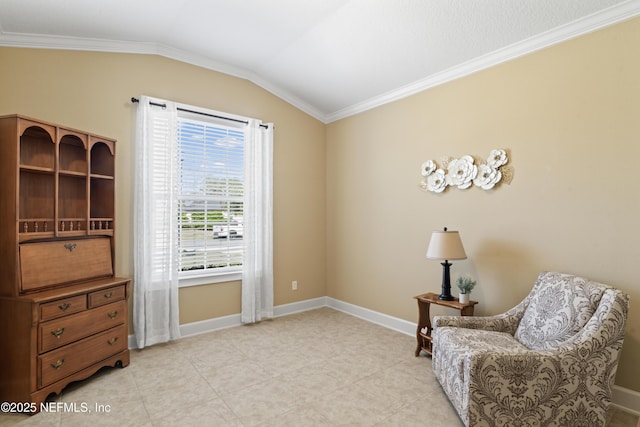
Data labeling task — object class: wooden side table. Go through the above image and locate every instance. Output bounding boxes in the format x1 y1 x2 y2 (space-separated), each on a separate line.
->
414 292 478 356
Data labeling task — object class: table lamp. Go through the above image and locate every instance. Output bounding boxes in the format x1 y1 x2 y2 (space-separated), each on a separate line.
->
426 227 467 300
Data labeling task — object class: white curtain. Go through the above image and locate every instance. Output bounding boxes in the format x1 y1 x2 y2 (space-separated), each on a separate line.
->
133 96 181 348
241 120 274 323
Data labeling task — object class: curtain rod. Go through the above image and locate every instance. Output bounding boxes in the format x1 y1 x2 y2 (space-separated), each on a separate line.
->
131 97 268 128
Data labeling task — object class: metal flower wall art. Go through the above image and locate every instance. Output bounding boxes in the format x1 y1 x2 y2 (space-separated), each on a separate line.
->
420 149 513 193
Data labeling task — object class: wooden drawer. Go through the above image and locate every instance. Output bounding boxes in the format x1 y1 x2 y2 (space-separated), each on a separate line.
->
20 238 113 292
38 324 126 388
88 285 125 308
39 300 126 353
40 295 86 321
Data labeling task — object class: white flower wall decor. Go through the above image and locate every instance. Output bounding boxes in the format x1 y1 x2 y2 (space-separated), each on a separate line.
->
419 149 513 193
446 155 477 189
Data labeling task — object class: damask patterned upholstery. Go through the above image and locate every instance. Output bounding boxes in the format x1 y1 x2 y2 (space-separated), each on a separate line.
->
431 271 629 427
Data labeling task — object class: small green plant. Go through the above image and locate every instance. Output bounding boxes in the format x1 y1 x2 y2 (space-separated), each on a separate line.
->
456 275 476 294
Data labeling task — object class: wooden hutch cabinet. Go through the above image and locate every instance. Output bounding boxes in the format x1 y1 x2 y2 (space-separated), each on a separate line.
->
0 115 130 409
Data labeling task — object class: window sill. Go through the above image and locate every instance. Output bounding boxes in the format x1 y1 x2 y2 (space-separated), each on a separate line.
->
179 272 242 288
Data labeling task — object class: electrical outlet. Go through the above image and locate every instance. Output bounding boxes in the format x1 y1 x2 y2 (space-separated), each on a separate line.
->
292 280 298 290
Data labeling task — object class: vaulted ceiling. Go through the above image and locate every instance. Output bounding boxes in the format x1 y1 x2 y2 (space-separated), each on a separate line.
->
1 0 638 122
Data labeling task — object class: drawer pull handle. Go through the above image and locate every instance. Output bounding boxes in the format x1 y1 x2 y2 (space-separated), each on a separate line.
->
51 359 65 370
107 337 118 346
58 303 71 312
51 328 65 338
107 311 118 319
63 243 77 252
104 292 113 299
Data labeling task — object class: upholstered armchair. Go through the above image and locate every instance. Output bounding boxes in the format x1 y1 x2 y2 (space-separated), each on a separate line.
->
431 271 629 427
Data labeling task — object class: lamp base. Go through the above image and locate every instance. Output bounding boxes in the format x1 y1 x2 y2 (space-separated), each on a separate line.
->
438 260 455 301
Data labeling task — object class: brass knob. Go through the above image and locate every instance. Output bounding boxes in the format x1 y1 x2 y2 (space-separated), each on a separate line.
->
107 337 118 346
51 359 65 369
107 311 118 319
104 292 113 299
58 303 71 312
50 328 65 338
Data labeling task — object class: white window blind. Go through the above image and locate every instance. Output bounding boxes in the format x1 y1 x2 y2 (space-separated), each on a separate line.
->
177 116 245 280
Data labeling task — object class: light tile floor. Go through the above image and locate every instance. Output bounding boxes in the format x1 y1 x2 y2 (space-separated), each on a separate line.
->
1 307 638 426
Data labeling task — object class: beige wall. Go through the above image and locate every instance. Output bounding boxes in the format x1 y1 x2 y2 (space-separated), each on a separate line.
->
0 47 327 325
326 17 640 392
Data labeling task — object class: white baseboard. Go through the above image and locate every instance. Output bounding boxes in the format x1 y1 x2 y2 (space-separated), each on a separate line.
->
273 296 328 318
179 312 242 338
128 296 639 414
325 297 415 336
612 385 640 415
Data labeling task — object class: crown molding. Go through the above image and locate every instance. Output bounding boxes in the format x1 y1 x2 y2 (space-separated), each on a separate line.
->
244 73 328 122
151 43 326 120
2 0 639 125
0 32 154 54
0 31 326 122
325 0 640 123
0 31 259 80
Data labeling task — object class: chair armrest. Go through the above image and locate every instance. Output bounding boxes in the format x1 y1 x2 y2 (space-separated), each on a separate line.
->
433 299 529 335
554 288 629 350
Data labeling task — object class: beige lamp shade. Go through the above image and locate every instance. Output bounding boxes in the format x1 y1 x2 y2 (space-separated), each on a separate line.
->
426 230 467 260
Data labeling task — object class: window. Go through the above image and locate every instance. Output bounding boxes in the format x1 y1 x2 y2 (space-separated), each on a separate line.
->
177 113 246 284
135 95 273 328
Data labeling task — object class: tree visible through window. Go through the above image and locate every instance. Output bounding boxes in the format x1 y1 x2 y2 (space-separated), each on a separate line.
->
177 117 244 279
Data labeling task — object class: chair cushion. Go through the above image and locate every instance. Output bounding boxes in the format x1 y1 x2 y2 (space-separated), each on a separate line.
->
514 272 606 350
434 328 528 387
436 327 528 354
